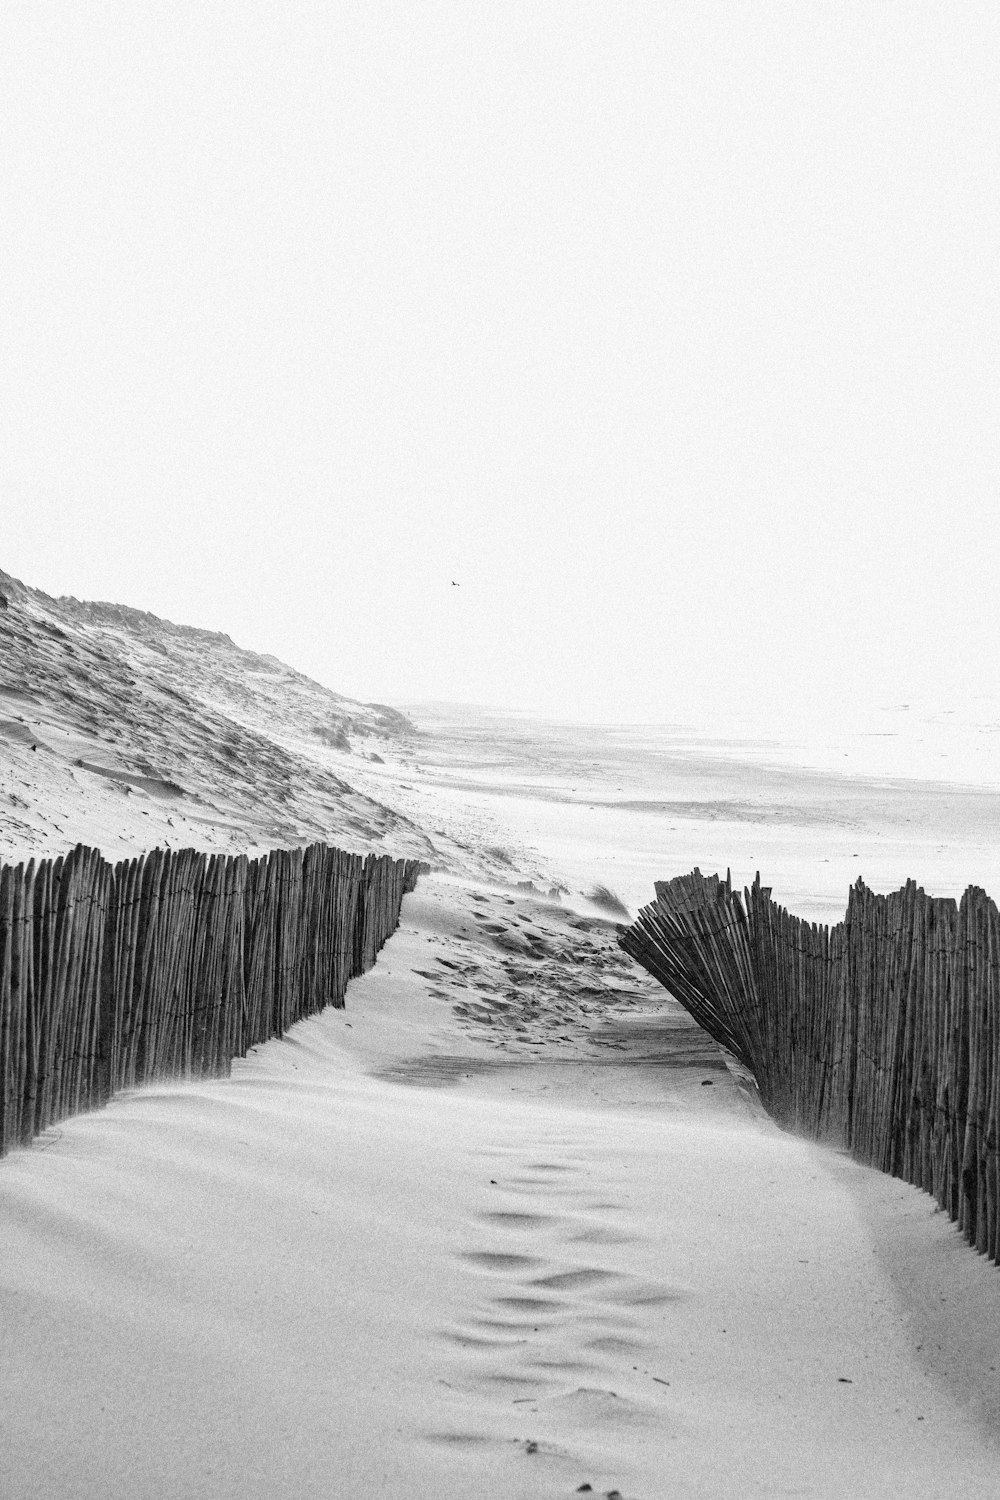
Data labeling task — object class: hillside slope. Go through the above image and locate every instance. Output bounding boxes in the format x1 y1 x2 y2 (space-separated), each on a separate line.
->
0 566 435 864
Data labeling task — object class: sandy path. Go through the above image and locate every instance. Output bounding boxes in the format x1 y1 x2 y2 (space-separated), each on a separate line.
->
1 879 998 1498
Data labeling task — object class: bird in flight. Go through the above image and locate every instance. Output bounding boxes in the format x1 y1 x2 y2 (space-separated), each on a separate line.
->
451 580 460 587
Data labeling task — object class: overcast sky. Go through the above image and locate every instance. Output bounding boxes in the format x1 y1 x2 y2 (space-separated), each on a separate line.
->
2 4 997 736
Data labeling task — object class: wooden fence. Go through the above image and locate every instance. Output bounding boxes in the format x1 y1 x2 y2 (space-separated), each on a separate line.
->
0 842 427 1156
620 870 1000 1263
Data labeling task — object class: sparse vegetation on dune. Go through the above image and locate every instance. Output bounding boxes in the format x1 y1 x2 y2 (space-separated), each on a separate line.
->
585 883 631 918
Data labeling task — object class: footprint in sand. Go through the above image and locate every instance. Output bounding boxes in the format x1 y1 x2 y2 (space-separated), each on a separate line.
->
467 1315 551 1333
440 1329 529 1349
479 1210 559 1230
444 1161 669 1376
460 1251 544 1272
482 1372 558 1391
539 1384 660 1429
567 1224 635 1246
584 1332 654 1356
502 1175 582 1196
427 1134 684 1500
492 1294 564 1315
530 1267 620 1291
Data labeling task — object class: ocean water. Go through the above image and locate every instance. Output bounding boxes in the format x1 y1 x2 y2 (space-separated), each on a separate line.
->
401 702 1000 925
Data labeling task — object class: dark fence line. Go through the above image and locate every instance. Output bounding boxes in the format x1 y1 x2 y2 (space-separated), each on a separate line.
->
0 842 427 1156
620 869 1000 1263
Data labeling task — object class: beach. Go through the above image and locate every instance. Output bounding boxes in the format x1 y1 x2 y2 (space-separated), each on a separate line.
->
5 0 1000 1488
4 780 1000 1495
5 1 1000 1489
4 646 1000 1494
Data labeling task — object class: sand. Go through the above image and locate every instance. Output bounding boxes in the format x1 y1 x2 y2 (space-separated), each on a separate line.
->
2 876 1000 1499
5 589 1000 1495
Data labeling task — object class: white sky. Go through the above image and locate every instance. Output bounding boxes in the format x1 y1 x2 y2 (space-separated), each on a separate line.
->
2 4 998 736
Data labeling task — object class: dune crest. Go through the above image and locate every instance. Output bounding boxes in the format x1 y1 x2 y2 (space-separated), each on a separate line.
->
0 566 433 864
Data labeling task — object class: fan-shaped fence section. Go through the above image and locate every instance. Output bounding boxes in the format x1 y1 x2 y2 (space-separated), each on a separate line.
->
620 870 1000 1262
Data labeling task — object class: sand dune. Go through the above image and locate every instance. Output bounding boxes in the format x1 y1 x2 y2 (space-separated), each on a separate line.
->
4 575 1000 1495
0 566 433 865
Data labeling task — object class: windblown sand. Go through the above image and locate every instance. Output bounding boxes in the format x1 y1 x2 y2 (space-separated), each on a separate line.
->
2 876 999 1499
